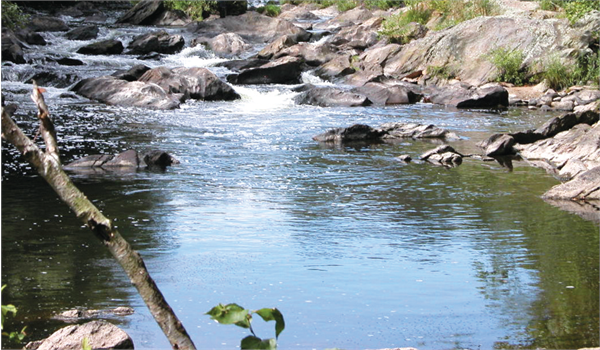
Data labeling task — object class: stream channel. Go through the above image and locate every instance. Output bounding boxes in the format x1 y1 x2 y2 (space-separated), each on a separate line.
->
1 6 599 350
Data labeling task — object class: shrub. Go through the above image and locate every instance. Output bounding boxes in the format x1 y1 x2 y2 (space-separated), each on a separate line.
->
363 0 403 10
164 0 216 21
541 51 600 90
257 4 281 17
1 2 29 30
488 47 526 85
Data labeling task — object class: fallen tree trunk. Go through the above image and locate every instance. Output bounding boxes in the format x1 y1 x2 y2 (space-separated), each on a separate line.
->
1 82 196 350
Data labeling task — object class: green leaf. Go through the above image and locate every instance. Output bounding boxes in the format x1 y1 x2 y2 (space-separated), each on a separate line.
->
205 303 251 329
254 308 285 339
241 335 277 350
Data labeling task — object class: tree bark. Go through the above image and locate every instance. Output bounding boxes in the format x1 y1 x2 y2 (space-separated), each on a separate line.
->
1 85 197 350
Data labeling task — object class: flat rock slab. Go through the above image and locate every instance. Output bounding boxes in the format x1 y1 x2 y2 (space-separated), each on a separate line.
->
26 320 134 350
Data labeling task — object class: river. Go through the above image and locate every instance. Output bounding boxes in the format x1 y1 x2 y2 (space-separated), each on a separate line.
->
1 6 599 350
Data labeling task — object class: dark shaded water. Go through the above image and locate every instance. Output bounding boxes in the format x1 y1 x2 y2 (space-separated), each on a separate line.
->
1 11 599 350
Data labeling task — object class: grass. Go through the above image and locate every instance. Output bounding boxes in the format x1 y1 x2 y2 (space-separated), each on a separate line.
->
378 0 500 42
541 52 600 90
538 0 600 23
487 47 526 85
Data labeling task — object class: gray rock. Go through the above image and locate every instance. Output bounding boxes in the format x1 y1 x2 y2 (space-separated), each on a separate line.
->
187 11 309 44
1 30 25 64
65 26 99 41
312 124 384 143
76 39 124 55
313 6 374 32
315 54 356 81
420 145 458 160
478 134 516 156
53 307 135 322
71 76 180 109
328 16 383 49
543 166 600 200
111 64 151 82
229 56 303 84
128 30 185 55
209 33 250 57
30 16 69 32
138 67 240 101
27 320 134 350
15 28 47 45
534 110 599 138
379 122 458 139
117 0 165 25
257 34 298 60
429 82 509 109
294 86 372 107
274 41 339 67
516 120 600 179
352 82 423 105
384 15 598 86
65 150 179 172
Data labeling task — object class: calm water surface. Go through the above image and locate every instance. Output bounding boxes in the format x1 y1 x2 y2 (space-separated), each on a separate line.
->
1 14 598 350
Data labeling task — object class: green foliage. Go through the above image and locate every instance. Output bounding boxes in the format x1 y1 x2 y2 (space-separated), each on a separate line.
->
536 0 599 23
541 51 600 90
257 4 282 17
488 47 526 85
1 285 27 344
206 303 285 350
363 0 403 10
562 0 599 23
1 1 30 30
163 0 216 21
379 0 431 43
427 65 456 80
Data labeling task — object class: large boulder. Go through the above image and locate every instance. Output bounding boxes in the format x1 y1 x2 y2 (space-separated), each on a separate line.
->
228 56 303 84
314 54 356 81
138 67 241 101
76 39 124 55
313 6 374 32
65 26 99 41
209 33 251 57
516 120 600 179
384 14 600 86
1 30 25 64
543 166 600 201
478 134 517 157
127 30 185 55
344 43 401 86
428 82 509 108
294 85 372 107
352 82 423 105
187 11 309 44
117 0 164 25
274 41 339 66
27 320 133 350
71 76 180 109
328 16 383 49
257 34 299 60
29 16 69 32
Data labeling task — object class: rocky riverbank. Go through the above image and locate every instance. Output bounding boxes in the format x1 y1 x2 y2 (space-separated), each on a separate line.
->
2 0 599 219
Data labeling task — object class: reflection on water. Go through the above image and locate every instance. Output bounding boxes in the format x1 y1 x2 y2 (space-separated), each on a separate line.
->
1 17 598 347
2 90 597 350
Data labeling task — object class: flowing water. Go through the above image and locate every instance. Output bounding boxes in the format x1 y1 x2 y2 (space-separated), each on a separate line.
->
1 9 599 350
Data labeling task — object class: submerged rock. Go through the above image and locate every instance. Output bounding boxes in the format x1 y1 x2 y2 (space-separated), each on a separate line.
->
54 307 134 322
313 122 459 143
65 150 179 172
312 124 384 143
